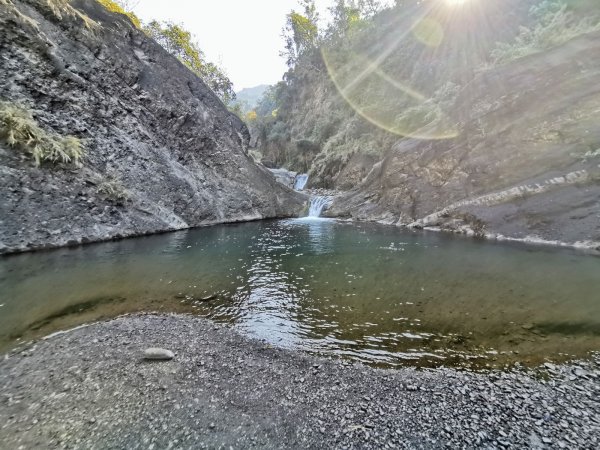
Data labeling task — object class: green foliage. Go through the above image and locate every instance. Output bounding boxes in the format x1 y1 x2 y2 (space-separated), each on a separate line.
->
231 85 270 117
259 0 598 186
327 0 361 37
144 21 235 104
282 2 320 67
0 101 84 167
257 0 448 179
324 0 383 42
255 84 281 117
491 0 600 64
227 101 246 119
97 178 130 204
393 82 460 136
267 121 290 143
97 0 141 28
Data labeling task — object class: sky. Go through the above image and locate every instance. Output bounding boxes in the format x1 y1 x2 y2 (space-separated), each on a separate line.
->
131 0 339 91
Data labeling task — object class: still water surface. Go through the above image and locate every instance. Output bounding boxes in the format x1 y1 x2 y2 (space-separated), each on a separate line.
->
1 219 599 368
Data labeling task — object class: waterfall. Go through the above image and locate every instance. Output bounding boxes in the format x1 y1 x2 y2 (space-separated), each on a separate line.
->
308 196 333 217
294 174 309 191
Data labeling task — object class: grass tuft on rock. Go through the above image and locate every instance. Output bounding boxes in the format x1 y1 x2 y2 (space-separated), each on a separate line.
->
0 101 84 167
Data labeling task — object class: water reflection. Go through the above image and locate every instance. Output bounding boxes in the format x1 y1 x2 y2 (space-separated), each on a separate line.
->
283 218 336 255
1 220 599 368
231 225 308 347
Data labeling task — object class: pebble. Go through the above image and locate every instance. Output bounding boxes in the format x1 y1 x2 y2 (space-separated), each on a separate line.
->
2 315 599 449
143 348 174 360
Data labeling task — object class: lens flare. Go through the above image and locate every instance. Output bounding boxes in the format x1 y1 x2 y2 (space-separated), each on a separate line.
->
411 17 444 48
322 49 459 140
318 0 488 140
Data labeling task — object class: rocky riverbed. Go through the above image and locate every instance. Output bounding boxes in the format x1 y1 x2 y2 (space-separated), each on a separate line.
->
0 314 598 449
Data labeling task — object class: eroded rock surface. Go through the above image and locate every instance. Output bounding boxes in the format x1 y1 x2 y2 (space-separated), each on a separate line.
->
0 0 305 254
328 32 600 248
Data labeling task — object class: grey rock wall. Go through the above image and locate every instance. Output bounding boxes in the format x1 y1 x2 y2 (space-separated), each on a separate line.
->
0 0 306 254
328 32 600 248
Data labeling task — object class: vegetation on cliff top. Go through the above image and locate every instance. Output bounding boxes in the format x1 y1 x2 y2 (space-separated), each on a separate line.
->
249 0 600 188
491 0 600 64
97 0 141 28
144 21 236 104
97 0 235 105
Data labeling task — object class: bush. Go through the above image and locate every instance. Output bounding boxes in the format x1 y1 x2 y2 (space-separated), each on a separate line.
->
97 0 141 28
0 101 84 167
267 121 290 142
491 0 600 64
393 82 460 138
97 178 130 204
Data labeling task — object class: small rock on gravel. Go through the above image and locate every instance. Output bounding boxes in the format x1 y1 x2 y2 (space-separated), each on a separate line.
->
143 348 174 360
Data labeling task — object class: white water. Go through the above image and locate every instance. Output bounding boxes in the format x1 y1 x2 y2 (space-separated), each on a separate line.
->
294 174 309 190
308 196 333 217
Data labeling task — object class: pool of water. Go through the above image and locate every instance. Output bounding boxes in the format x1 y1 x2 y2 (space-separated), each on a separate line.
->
1 219 599 368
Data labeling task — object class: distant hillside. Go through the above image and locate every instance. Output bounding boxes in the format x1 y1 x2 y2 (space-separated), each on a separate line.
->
235 84 270 111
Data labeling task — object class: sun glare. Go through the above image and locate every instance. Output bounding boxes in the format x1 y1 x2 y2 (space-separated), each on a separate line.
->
446 0 468 5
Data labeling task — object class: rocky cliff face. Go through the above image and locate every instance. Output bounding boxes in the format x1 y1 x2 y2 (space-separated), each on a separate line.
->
0 0 305 254
329 32 600 248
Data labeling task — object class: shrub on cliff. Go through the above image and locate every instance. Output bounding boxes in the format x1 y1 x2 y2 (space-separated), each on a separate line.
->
97 0 141 28
491 0 600 64
0 101 84 167
96 1 235 105
144 21 236 104
97 178 130 205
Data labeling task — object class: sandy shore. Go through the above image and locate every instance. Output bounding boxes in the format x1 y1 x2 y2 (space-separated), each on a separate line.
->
0 314 598 449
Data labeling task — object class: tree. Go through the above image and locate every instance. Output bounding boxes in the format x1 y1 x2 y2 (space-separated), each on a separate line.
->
325 0 362 40
281 0 320 67
99 1 236 105
357 0 383 17
255 85 279 117
144 21 236 104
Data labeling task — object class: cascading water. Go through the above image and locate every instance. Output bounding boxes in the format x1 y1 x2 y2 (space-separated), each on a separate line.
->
294 174 309 191
308 196 333 217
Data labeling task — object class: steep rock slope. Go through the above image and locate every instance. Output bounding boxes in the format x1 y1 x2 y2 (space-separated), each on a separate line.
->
254 0 536 189
329 32 600 247
0 0 305 254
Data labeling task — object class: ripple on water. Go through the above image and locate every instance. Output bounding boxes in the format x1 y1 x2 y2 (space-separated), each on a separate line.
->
1 220 599 368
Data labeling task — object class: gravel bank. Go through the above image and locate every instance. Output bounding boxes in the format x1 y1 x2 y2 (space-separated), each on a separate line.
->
0 314 598 449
